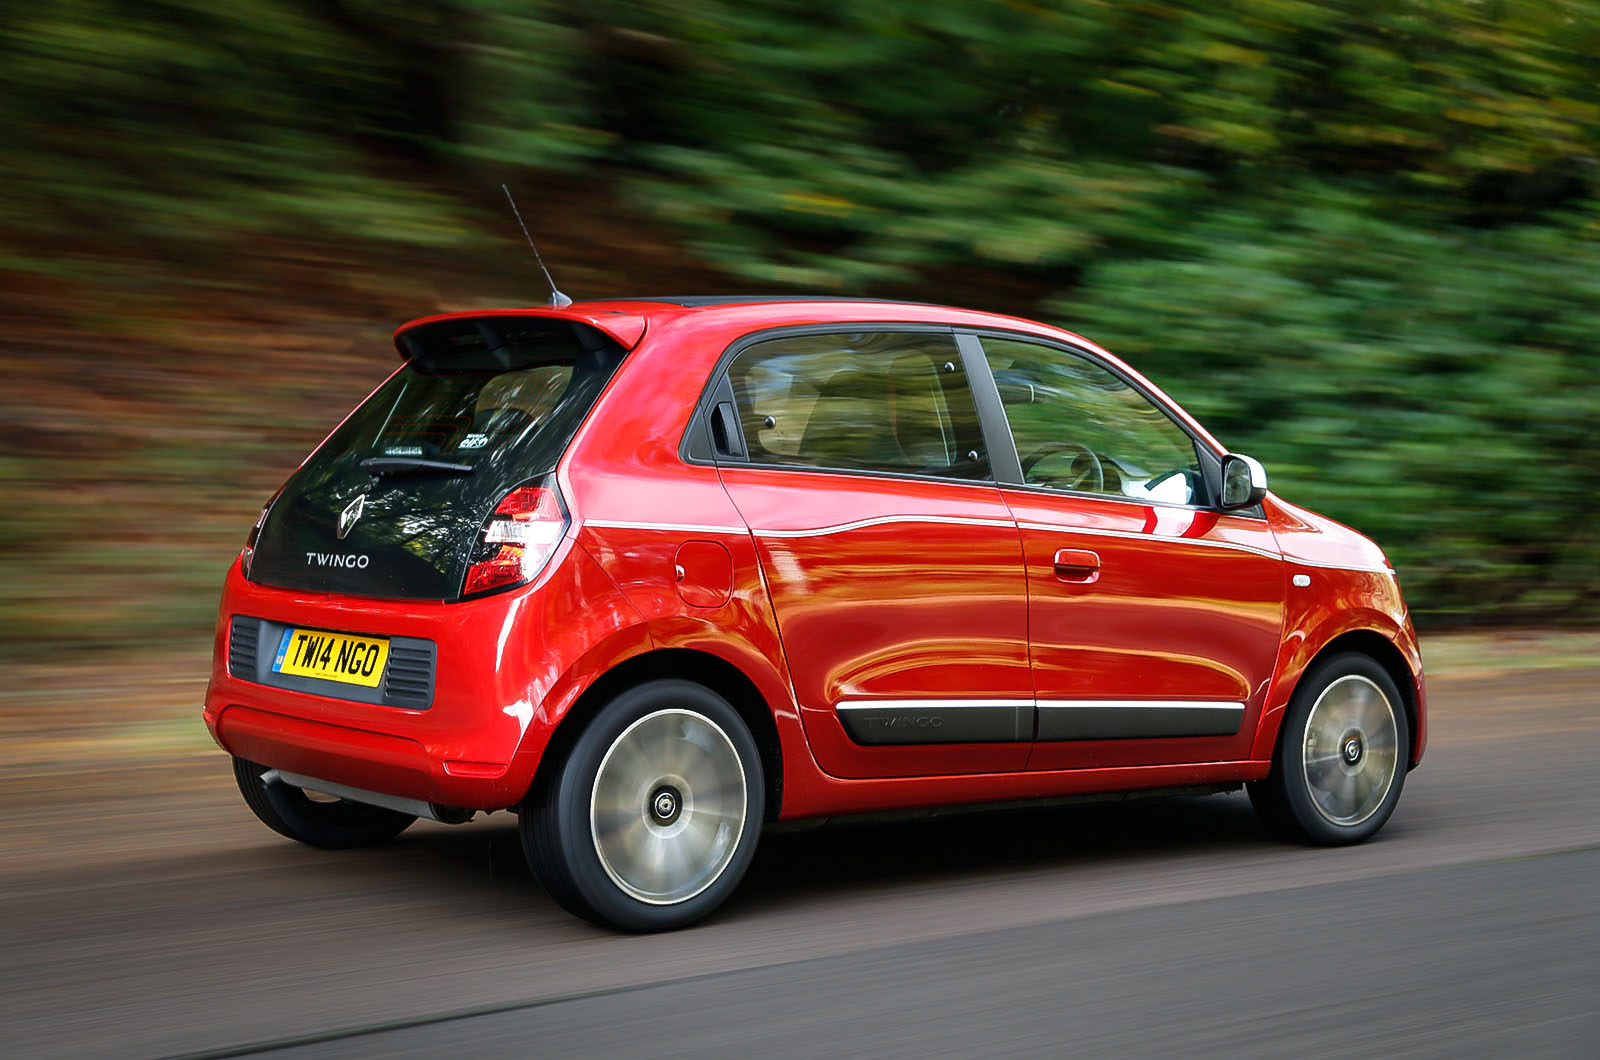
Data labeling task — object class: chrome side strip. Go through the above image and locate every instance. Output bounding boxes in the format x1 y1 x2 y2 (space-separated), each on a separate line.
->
1014 521 1283 562
1285 555 1395 575
1014 520 1391 573
585 515 1387 574
1034 700 1244 741
756 514 1016 538
836 699 1032 745
583 516 1390 575
584 519 749 535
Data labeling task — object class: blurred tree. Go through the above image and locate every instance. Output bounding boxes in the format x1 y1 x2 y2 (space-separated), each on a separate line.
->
0 0 475 265
3 0 1599 647
1056 190 1600 623
614 0 1600 284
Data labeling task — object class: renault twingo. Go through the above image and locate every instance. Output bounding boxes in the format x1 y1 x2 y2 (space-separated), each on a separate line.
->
206 296 1426 931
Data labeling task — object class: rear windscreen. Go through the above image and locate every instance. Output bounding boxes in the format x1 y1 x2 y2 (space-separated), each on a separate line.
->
247 316 626 600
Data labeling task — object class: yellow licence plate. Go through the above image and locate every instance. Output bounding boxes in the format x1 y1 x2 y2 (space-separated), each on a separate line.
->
272 627 390 688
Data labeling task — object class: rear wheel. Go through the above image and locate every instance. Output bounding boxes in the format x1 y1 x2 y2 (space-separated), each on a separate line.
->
232 757 415 849
1248 653 1409 845
522 680 764 932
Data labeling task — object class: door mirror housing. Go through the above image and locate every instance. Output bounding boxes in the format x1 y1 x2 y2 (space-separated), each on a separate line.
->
1219 453 1268 510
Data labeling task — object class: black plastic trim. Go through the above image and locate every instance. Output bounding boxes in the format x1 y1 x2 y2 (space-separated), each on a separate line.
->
228 615 437 710
629 295 953 309
1035 702 1243 741
955 331 1024 486
227 615 260 679
837 701 1032 745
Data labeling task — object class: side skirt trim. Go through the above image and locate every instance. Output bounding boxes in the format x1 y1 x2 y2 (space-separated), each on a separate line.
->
833 698 1246 745
1035 700 1244 741
837 699 1032 745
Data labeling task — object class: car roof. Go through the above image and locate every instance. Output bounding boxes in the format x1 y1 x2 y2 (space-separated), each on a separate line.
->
392 296 1229 456
611 295 941 308
395 296 1078 352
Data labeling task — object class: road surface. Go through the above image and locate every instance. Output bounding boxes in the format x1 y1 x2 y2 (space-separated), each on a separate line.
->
2 668 1596 1058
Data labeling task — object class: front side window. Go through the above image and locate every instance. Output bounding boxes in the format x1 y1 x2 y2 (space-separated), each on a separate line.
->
983 337 1206 506
727 331 989 481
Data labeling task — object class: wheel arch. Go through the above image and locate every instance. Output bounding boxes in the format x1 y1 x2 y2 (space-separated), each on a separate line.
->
1274 630 1421 769
525 648 785 821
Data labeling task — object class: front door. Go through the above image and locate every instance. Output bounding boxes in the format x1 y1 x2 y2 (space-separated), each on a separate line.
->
975 335 1285 771
713 329 1032 779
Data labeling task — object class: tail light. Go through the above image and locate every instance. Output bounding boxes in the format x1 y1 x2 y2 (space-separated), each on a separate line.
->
462 478 569 596
240 487 283 580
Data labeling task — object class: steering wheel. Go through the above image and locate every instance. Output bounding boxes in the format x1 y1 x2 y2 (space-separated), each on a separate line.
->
1021 442 1104 492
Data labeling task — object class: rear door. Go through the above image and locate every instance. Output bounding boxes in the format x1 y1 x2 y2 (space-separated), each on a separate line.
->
708 327 1033 779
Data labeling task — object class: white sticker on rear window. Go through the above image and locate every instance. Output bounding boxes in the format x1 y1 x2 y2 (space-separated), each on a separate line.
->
460 433 490 450
384 445 425 456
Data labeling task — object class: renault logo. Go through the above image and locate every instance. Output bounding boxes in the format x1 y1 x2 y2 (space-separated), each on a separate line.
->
337 494 366 539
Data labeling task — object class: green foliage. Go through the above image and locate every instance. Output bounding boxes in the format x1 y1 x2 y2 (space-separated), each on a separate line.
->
3 0 1600 644
0 0 591 262
619 0 1600 285
1055 192 1600 623
7 0 1598 273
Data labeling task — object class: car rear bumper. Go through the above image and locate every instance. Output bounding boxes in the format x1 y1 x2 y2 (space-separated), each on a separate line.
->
203 557 558 810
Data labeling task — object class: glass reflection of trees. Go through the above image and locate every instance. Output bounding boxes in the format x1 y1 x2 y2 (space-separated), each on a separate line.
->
984 338 1201 502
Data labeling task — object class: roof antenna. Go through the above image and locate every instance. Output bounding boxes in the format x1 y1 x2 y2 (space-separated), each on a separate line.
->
501 183 572 308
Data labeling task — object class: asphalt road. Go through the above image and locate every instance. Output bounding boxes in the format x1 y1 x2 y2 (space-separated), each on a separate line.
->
3 669 1597 1059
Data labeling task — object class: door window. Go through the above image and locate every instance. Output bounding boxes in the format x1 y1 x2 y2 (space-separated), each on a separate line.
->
727 332 989 480
982 337 1206 505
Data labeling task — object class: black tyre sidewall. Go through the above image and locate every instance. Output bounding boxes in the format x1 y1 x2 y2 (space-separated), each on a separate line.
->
535 680 764 932
1274 653 1410 846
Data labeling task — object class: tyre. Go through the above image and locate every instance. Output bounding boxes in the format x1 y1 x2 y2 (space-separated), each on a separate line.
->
232 757 415 849
1248 653 1409 845
522 680 764 932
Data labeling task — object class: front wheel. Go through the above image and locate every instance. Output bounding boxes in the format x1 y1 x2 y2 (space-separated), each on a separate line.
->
522 680 764 932
232 757 415 849
1248 653 1410 845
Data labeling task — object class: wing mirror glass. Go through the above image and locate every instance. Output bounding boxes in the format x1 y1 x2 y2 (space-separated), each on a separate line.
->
1219 453 1268 510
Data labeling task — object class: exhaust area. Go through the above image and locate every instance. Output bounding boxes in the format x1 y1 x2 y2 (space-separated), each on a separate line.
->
260 768 473 824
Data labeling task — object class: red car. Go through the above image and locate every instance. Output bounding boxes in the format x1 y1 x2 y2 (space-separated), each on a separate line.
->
205 296 1426 931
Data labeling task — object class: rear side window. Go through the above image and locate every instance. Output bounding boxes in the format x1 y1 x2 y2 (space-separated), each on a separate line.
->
726 332 989 481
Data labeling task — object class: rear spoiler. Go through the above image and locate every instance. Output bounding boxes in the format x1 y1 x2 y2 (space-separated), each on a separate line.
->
392 308 647 359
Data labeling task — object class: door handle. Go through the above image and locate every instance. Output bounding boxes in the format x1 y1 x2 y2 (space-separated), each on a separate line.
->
1053 548 1101 581
709 401 745 459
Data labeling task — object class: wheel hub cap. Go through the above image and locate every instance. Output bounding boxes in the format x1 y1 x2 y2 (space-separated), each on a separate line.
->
1301 675 1399 827
589 708 747 906
649 786 682 825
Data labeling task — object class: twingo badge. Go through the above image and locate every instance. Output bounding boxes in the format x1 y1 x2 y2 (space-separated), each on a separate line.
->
337 494 366 539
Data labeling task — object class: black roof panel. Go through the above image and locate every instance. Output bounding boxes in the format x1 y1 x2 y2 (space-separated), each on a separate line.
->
627 295 938 308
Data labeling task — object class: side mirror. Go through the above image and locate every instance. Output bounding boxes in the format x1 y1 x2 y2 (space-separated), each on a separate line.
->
1219 453 1268 510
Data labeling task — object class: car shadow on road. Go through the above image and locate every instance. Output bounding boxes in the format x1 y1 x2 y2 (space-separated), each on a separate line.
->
735 791 1276 909
352 788 1279 928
